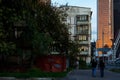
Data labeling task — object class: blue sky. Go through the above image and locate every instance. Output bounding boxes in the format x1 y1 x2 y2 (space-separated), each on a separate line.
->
51 0 97 41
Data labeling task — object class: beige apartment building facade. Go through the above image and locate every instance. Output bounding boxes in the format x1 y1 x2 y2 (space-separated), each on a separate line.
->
61 6 92 63
38 0 51 4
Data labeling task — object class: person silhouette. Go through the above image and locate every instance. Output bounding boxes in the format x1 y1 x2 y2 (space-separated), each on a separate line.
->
99 59 105 77
91 59 97 77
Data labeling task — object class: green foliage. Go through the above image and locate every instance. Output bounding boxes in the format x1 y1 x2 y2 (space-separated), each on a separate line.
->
0 67 68 78
27 67 43 73
0 0 69 55
79 59 91 69
32 32 53 54
0 1 73 71
66 67 74 72
68 41 80 57
0 42 16 55
110 69 120 73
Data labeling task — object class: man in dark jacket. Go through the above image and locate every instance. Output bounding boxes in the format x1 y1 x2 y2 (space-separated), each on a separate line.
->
91 59 97 77
99 59 105 77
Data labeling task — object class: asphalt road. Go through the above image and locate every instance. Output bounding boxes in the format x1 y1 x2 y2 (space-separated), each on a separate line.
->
59 69 120 80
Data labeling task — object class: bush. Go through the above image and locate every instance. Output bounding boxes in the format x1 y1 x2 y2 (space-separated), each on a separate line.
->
110 69 120 73
0 67 68 78
27 67 43 73
79 59 91 69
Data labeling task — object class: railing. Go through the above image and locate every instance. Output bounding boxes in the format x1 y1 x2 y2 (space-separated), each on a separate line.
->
79 51 88 55
114 29 120 55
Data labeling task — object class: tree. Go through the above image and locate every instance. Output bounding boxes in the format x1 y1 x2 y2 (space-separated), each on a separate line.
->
0 1 16 68
0 0 70 69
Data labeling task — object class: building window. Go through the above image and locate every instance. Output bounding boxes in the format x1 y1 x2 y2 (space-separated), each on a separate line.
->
79 46 88 52
78 35 88 41
77 24 89 34
76 15 89 21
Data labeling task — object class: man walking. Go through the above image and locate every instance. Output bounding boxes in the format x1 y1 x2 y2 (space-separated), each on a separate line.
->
99 59 105 77
91 59 97 77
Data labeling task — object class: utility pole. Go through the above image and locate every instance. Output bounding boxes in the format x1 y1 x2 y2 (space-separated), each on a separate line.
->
97 40 100 61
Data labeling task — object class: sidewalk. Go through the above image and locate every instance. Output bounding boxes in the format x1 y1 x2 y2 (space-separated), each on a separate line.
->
0 69 119 80
58 69 120 80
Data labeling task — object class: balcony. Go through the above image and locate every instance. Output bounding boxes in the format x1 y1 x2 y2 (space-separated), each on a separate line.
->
79 41 89 44
77 30 89 35
76 21 89 25
78 51 88 55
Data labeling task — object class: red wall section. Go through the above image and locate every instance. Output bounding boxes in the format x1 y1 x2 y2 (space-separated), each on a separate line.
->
35 55 66 72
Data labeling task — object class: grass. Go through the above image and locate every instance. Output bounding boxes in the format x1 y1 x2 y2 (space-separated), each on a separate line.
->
0 71 68 78
0 66 92 78
109 69 120 73
79 64 92 70
0 68 69 78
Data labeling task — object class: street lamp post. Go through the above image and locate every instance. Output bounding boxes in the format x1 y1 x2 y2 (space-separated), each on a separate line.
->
112 43 115 61
110 39 114 61
102 27 104 61
96 40 100 61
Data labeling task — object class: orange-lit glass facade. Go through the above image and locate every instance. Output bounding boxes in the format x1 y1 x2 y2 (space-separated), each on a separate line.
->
96 0 113 49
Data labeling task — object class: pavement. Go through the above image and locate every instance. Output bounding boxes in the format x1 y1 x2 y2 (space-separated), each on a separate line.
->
0 69 120 80
57 69 120 80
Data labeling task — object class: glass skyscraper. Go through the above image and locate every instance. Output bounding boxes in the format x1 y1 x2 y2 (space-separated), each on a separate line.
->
96 0 113 49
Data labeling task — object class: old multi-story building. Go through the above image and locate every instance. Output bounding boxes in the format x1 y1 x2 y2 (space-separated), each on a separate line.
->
61 6 92 63
96 0 113 58
38 0 51 4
